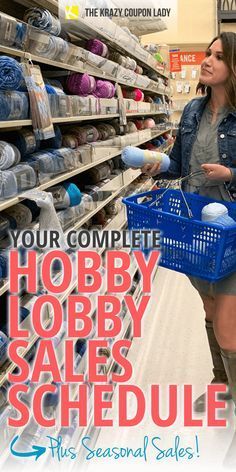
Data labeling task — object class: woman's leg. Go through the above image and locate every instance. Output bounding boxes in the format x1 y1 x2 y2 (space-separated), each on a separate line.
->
193 292 230 412
213 295 236 406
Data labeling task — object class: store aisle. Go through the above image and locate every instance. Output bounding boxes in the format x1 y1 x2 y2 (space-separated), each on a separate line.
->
86 267 236 472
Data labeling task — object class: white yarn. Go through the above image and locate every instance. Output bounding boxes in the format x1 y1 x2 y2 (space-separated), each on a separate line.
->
201 202 228 222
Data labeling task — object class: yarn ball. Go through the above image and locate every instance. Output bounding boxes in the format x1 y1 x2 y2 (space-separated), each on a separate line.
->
70 125 99 145
86 38 108 58
143 118 156 129
97 123 116 140
125 122 138 134
121 146 170 171
201 203 228 222
0 56 25 91
134 120 144 130
93 80 115 98
214 214 236 227
62 134 79 148
135 65 143 75
66 73 96 96
40 125 62 149
123 88 144 101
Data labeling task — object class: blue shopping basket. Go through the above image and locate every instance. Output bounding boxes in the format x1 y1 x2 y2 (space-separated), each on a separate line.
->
123 188 236 281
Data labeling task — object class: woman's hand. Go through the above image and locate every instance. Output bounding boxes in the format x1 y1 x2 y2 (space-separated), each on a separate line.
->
141 162 162 176
201 163 232 182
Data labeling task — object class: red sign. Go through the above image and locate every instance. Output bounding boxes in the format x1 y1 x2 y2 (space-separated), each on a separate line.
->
169 51 181 72
179 52 205 65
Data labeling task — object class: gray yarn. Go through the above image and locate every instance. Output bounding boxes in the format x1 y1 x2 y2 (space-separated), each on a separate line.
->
0 141 21 170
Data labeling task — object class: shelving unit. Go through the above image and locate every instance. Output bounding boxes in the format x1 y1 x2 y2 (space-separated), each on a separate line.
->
0 0 172 465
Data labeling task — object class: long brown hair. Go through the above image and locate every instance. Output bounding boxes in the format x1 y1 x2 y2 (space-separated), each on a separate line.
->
196 32 236 110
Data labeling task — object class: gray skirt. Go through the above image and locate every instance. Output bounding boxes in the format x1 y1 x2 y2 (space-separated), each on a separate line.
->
188 272 236 297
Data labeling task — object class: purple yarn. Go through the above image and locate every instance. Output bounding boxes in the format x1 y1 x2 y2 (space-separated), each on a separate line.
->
93 80 115 98
66 73 96 96
86 39 108 58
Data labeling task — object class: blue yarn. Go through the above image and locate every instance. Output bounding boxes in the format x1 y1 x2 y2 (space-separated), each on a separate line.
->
0 91 29 120
0 56 25 91
63 182 81 207
214 214 236 227
45 84 58 95
24 8 61 36
121 146 170 171
40 125 62 149
0 253 8 278
15 23 28 49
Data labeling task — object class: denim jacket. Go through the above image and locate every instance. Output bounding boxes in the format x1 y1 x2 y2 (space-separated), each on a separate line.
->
162 96 236 199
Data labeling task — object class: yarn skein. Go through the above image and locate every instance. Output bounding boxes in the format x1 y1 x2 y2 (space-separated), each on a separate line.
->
86 39 108 58
121 146 170 171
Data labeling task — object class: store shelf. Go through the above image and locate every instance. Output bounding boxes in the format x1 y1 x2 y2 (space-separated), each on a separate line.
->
0 43 167 97
0 128 171 213
64 16 169 81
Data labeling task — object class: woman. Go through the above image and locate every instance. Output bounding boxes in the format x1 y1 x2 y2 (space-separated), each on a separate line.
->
142 32 236 412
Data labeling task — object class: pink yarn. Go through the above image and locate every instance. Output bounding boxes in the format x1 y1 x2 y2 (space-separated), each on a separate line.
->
93 80 115 98
86 39 108 58
122 88 144 101
66 73 96 96
143 118 156 129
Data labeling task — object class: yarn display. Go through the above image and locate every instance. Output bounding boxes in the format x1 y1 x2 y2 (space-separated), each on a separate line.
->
93 80 115 98
0 57 25 91
86 39 108 58
29 35 69 62
3 203 33 229
50 182 81 209
0 91 29 121
23 8 61 36
3 129 39 157
121 146 170 171
66 73 96 96
96 123 116 141
40 125 62 149
0 14 28 50
122 88 144 101
0 142 21 170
